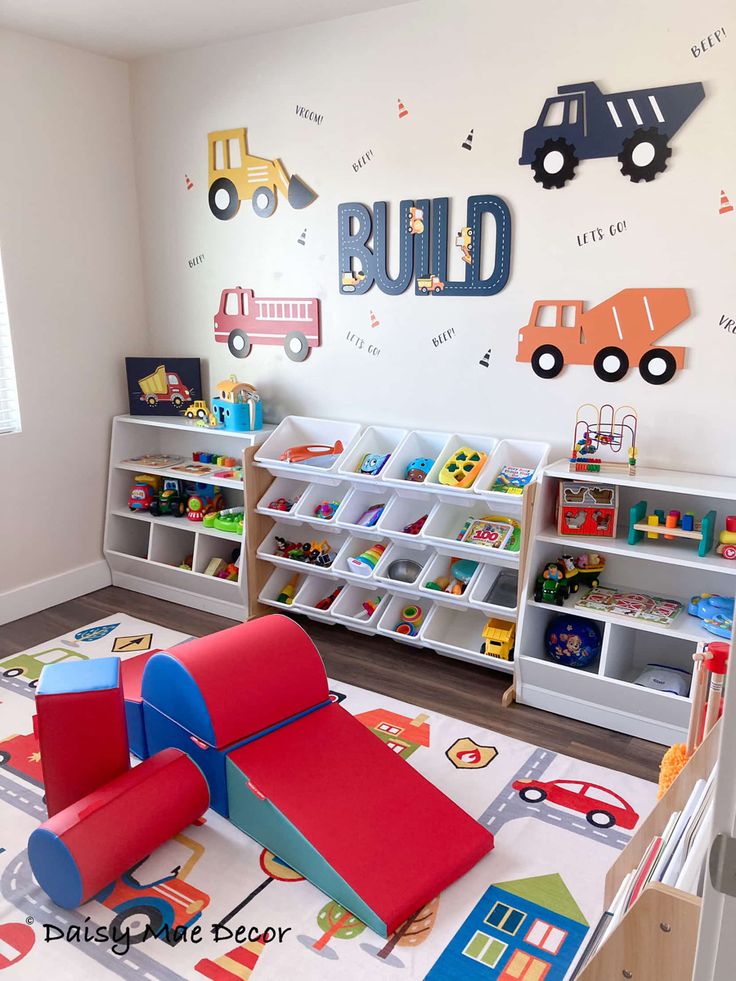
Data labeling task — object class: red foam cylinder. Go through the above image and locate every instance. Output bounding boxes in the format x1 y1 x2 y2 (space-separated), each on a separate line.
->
29 748 209 908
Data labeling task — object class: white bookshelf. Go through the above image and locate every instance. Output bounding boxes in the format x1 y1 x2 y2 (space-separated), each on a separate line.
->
250 416 549 673
516 460 736 745
104 415 272 619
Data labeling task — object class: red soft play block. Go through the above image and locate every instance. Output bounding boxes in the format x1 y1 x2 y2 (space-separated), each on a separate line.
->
29 748 209 908
228 703 494 934
35 656 130 817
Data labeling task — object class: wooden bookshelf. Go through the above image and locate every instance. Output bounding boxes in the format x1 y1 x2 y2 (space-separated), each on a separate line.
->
577 719 721 981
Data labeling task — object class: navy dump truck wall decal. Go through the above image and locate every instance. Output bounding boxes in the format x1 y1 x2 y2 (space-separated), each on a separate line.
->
519 81 705 188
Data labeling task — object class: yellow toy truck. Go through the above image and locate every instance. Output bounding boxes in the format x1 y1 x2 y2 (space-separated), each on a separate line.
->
480 618 516 661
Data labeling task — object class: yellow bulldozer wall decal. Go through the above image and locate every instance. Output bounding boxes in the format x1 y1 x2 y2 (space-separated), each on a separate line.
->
208 127 317 221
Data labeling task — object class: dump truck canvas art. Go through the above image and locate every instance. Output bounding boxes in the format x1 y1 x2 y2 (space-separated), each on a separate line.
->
125 358 202 416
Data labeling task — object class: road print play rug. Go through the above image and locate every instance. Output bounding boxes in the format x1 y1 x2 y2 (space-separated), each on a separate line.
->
0 616 658 980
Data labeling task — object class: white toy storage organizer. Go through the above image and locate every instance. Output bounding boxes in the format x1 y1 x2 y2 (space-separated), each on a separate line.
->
104 415 272 619
516 460 736 745
250 416 549 673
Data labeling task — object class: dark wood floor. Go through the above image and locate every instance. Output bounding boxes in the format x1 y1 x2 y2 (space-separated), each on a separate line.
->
0 587 664 781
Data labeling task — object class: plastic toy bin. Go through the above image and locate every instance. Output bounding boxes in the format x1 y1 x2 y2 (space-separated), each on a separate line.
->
331 584 387 633
256 476 309 519
373 542 431 591
421 501 522 562
256 521 346 574
474 439 550 499
334 487 392 535
331 535 390 582
291 576 343 622
377 595 432 646
374 496 436 549
293 481 353 528
255 416 362 480
469 565 519 615
423 433 499 497
417 552 481 607
421 606 510 670
377 429 450 492
259 567 308 610
337 426 408 484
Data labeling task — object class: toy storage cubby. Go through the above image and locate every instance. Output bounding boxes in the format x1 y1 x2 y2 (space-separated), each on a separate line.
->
516 459 736 744
104 414 272 619
247 416 549 674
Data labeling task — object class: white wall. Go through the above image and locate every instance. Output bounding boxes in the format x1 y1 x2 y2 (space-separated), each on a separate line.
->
0 30 147 614
130 0 736 473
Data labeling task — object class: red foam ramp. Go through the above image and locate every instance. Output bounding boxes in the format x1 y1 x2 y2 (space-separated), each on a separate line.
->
229 703 493 934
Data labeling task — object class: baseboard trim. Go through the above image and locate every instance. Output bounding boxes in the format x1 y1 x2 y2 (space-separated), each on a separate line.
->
0 560 112 625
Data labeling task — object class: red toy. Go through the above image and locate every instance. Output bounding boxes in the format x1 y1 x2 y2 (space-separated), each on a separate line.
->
557 480 618 538
28 748 209 908
34 656 130 817
402 514 428 536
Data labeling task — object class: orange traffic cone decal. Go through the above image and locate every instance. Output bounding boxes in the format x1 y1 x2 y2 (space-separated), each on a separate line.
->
719 189 733 215
185 174 194 190
369 310 380 329
196 936 266 980
397 98 409 119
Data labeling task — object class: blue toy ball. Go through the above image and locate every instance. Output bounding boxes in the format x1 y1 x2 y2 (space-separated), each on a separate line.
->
544 616 601 668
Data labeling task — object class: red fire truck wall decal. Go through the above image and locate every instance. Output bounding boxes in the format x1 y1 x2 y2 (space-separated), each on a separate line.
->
214 287 321 362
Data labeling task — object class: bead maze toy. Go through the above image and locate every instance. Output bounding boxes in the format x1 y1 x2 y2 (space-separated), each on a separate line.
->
569 403 639 475
438 447 487 488
628 502 717 557
558 480 618 538
29 618 494 936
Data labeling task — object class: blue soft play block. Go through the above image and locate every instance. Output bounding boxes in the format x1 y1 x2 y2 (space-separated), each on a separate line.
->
37 656 120 697
125 701 148 760
141 652 217 745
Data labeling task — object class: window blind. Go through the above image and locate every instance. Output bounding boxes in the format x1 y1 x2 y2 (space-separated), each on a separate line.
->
0 250 21 435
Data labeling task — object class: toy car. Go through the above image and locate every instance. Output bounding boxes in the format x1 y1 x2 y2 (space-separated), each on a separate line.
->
150 478 187 517
183 400 218 426
533 562 571 605
128 474 162 511
480 619 516 660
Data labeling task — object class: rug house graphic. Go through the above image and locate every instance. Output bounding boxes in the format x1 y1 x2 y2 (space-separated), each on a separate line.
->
427 873 588 980
354 709 431 759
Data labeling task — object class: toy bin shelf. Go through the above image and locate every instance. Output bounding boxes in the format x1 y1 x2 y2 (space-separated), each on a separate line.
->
515 459 735 745
247 417 541 669
104 415 269 620
420 606 514 673
254 416 362 481
337 426 408 485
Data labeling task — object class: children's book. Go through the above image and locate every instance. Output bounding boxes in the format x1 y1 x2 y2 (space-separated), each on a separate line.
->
575 587 683 625
491 465 535 494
